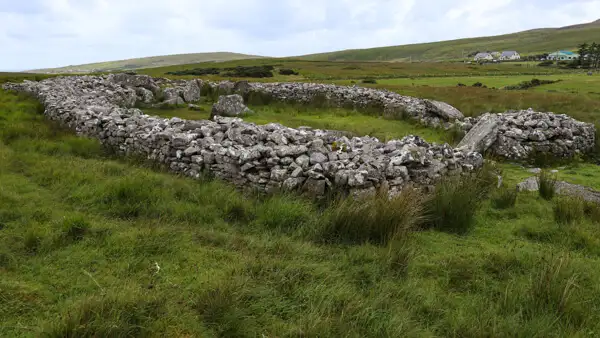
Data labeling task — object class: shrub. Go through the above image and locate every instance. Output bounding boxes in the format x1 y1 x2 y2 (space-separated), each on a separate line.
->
553 196 584 225
223 66 274 78
361 78 377 84
457 83 466 87
504 78 560 90
472 82 484 87
538 170 557 200
279 68 299 76
424 169 493 234
491 186 518 209
319 188 424 245
584 201 600 223
165 68 221 76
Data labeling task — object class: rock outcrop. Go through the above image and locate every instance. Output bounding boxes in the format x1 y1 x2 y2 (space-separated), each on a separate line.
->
3 75 483 199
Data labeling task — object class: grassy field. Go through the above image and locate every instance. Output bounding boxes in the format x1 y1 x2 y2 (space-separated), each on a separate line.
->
142 103 452 145
140 59 571 81
5 72 600 336
300 20 600 62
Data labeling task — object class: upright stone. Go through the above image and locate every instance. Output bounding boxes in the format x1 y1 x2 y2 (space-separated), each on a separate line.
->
457 113 500 153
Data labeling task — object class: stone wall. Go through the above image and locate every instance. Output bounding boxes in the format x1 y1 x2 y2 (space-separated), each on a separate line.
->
458 110 595 160
2 75 483 198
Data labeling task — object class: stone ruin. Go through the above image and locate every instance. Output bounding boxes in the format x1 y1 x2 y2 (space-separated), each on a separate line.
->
2 73 595 198
457 111 595 160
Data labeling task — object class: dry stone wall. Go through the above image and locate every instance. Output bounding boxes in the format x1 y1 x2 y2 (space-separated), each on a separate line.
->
3 75 484 198
458 110 595 160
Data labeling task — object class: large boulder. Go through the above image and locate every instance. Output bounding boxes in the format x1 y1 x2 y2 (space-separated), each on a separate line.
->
457 113 500 153
427 100 464 121
183 80 201 102
162 88 184 105
211 94 252 118
108 73 160 93
136 87 154 104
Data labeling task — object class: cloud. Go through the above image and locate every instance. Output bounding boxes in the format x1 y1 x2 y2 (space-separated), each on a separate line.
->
0 0 598 70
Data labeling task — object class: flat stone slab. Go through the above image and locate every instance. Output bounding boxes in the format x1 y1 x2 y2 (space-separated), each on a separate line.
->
457 113 500 153
517 176 600 203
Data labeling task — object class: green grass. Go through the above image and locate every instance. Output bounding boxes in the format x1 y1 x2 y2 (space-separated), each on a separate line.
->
142 102 452 144
5 70 600 337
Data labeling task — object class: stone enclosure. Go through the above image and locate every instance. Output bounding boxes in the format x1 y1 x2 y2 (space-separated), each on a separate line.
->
2 73 595 198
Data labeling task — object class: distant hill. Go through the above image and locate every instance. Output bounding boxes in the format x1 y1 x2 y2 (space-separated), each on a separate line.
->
30 52 266 74
300 19 600 62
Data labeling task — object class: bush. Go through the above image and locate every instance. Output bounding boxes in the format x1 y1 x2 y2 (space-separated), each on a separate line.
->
279 68 299 76
223 66 274 78
504 78 560 90
491 186 518 209
361 78 377 84
472 82 484 87
424 170 492 234
319 188 424 245
538 170 557 200
166 68 221 76
553 196 584 225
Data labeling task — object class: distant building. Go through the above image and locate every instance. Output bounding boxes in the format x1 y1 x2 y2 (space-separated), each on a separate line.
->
500 51 521 60
474 52 493 61
547 51 580 61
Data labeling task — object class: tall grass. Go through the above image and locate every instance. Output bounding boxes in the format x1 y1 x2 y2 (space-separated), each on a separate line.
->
424 169 494 234
538 170 557 200
491 186 518 209
553 196 585 225
319 188 424 245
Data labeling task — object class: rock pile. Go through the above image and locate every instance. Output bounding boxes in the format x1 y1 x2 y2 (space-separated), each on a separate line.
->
3 76 484 198
458 109 595 160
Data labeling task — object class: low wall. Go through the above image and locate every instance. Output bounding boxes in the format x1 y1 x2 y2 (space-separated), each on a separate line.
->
3 75 483 198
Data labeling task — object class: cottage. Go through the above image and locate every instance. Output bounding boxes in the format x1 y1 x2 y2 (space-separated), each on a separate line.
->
500 51 521 60
547 51 580 61
474 52 493 61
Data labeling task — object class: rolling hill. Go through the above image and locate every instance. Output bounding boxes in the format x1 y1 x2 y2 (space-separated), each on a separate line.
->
30 52 266 74
300 19 600 62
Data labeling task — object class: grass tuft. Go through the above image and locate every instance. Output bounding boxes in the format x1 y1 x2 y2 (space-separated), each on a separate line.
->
424 171 491 234
553 196 585 225
319 188 424 245
538 170 557 201
491 186 518 209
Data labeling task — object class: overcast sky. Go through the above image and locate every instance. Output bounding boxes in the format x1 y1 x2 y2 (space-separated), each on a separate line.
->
1 0 599 70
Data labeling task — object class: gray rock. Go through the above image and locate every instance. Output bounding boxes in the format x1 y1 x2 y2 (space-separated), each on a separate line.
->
183 80 201 102
457 113 500 153
211 94 251 118
427 100 464 121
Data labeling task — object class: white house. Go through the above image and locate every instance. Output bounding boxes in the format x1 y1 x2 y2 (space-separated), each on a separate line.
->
500 51 521 60
474 52 493 61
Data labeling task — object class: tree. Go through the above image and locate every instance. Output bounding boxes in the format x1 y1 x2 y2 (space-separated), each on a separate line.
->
590 43 600 69
578 43 589 67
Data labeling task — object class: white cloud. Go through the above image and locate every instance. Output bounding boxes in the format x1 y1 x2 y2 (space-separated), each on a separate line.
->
0 0 598 70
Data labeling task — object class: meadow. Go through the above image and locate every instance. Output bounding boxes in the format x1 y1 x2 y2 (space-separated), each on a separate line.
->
4 62 600 337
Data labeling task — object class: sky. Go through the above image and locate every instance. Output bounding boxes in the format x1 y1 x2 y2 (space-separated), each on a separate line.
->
1 0 599 70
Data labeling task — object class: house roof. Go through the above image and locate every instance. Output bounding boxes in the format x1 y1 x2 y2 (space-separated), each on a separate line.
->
549 51 579 56
501 51 519 56
475 52 491 57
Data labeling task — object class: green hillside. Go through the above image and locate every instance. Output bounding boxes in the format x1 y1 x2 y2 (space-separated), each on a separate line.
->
301 20 600 62
30 52 266 74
